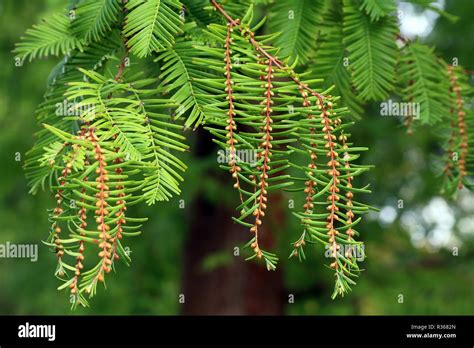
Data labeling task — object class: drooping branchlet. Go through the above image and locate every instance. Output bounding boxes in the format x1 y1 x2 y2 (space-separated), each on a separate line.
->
249 59 275 260
447 65 468 189
290 88 317 258
51 138 84 277
88 128 113 286
224 18 243 204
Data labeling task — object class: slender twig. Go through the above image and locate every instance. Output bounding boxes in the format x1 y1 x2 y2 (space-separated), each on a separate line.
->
114 53 128 82
210 0 325 100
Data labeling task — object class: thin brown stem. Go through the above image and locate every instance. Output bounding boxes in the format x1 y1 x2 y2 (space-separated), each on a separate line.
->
210 0 239 25
210 0 325 99
114 54 128 82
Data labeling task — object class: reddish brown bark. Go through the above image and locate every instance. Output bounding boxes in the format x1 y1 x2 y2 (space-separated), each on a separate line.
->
181 130 285 315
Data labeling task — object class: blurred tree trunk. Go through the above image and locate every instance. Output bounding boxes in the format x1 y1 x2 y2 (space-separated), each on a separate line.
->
181 130 285 315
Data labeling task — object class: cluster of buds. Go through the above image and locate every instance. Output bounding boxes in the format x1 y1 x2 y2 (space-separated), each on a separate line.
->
249 59 275 258
299 85 318 214
69 150 90 296
88 128 113 284
52 141 83 270
69 204 87 295
223 22 243 201
443 117 457 178
315 96 342 269
447 65 468 189
49 125 88 283
339 132 357 261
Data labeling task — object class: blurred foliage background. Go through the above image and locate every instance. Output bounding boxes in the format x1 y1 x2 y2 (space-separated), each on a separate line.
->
0 0 473 315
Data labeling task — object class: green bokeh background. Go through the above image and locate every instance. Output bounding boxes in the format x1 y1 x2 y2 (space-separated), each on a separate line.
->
0 0 473 315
